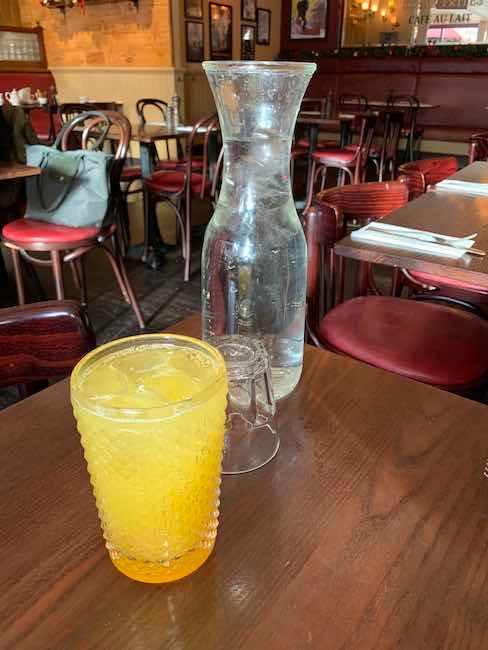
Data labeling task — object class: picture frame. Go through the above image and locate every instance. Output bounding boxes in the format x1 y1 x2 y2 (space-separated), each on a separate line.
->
185 0 203 19
209 3 233 60
241 0 257 22
241 24 256 60
290 0 328 40
257 8 271 45
186 21 204 63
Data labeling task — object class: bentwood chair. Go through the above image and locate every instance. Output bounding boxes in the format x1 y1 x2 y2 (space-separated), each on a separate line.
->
386 95 423 161
468 132 488 163
0 300 94 397
136 98 184 166
305 113 377 209
398 157 458 200
369 110 404 181
303 200 488 394
311 180 409 300
2 111 146 329
143 113 219 281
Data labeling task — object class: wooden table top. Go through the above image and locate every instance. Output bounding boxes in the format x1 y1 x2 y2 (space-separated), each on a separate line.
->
297 112 356 127
2 313 488 649
342 99 439 109
335 162 488 289
0 161 41 181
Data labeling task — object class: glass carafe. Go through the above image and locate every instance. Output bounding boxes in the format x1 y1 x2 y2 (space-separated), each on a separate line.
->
201 61 316 400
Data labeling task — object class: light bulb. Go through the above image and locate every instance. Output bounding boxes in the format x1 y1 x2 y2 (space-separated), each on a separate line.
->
361 1 370 10
371 3 379 11
381 8 387 16
390 14 397 24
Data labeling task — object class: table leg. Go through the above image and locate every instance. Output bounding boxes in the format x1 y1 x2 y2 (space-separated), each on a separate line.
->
354 261 370 297
136 142 168 270
335 254 346 306
338 120 351 186
305 125 318 201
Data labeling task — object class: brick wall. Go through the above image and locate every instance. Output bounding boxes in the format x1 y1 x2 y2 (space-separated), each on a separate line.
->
19 0 173 68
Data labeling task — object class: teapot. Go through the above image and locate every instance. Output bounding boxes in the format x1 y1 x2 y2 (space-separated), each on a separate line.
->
5 89 20 106
18 87 33 103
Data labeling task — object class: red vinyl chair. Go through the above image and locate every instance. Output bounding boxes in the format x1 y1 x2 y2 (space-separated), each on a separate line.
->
2 111 145 329
303 201 488 394
143 113 218 281
468 132 488 164
398 156 458 200
305 113 377 210
315 178 408 293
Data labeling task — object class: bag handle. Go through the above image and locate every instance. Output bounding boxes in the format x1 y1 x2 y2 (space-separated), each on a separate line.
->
36 151 86 213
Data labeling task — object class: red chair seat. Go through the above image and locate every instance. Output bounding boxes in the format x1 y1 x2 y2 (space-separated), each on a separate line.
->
318 295 488 389
2 218 101 245
312 148 358 165
409 270 488 295
121 165 141 182
144 170 207 195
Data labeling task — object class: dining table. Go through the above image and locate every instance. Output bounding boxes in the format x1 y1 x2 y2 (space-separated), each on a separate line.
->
112 122 218 270
334 161 488 299
0 161 40 181
2 312 488 649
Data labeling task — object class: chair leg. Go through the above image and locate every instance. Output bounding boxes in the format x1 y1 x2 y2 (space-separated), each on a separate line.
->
51 250 65 300
305 159 317 211
69 259 81 290
183 198 191 282
11 248 26 305
100 246 145 329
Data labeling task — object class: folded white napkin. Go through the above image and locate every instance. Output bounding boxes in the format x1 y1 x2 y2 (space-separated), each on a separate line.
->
350 222 474 259
436 179 488 197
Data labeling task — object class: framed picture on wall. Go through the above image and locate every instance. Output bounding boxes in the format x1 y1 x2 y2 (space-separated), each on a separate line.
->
290 0 327 39
257 8 271 45
209 3 233 60
185 0 203 19
186 21 204 62
241 24 256 60
241 0 257 22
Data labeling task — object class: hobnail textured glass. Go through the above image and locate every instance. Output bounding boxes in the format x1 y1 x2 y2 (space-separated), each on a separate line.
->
70 334 227 584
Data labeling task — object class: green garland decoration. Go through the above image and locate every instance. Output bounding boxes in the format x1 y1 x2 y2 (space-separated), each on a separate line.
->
281 44 488 60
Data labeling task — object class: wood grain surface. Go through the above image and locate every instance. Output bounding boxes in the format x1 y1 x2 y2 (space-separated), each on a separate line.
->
335 162 488 289
0 162 40 181
1 313 488 649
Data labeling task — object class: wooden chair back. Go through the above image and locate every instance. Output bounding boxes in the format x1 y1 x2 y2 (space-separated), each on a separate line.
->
386 95 419 130
184 112 219 201
0 300 94 390
136 98 172 161
398 156 458 200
